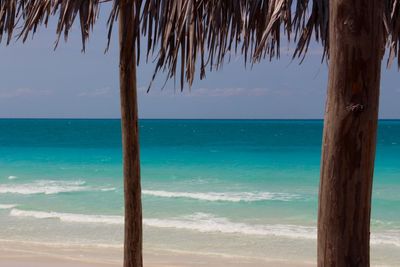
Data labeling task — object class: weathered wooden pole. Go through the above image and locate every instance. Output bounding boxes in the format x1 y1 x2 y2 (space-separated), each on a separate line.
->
119 1 143 267
318 1 384 266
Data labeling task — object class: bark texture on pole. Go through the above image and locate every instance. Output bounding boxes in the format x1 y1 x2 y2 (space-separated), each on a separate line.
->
318 1 383 266
119 1 143 267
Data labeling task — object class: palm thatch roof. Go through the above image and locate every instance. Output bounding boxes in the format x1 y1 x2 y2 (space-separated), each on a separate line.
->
0 0 398 88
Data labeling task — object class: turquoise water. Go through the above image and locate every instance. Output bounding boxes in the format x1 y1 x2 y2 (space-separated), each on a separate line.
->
0 119 399 265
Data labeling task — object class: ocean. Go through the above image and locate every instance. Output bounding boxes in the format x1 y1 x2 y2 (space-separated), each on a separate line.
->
0 119 399 265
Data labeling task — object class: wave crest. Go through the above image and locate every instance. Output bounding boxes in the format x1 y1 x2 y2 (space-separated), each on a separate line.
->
142 190 300 202
145 213 316 239
10 209 123 224
371 231 400 247
0 180 115 195
0 204 17 209
8 209 400 247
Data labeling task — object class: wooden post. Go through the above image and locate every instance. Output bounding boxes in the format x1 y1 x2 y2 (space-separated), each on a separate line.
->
119 1 143 267
318 1 383 266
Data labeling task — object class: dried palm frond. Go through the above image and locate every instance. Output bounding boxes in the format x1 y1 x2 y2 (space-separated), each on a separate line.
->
18 0 103 51
140 0 329 90
2 0 400 88
0 0 27 44
387 0 400 68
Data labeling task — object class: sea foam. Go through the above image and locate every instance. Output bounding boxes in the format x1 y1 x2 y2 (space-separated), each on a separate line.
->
146 213 400 247
8 209 400 247
0 204 17 209
145 213 316 240
0 180 115 195
10 209 123 224
142 190 300 202
371 231 400 247
9 209 315 239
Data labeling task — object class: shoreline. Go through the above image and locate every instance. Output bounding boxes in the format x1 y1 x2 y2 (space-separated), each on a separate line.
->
0 240 315 267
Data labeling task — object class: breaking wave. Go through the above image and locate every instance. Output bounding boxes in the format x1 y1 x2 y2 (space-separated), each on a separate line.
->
10 209 123 224
0 204 17 209
0 180 115 195
8 209 400 247
145 212 316 239
142 190 300 202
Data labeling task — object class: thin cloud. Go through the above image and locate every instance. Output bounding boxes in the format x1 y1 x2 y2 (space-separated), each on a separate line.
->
191 87 272 97
78 87 114 97
0 88 51 99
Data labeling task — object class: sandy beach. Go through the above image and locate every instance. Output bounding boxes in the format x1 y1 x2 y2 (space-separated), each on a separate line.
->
0 240 315 267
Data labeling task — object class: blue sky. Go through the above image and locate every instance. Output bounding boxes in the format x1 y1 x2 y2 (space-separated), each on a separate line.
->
0 12 399 119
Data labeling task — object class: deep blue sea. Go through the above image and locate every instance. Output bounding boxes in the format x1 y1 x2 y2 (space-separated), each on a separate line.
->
0 119 399 265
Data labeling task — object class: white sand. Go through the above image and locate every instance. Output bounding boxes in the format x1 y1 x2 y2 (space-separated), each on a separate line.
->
0 240 315 267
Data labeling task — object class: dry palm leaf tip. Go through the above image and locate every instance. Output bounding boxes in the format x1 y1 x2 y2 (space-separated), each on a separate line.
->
1 0 400 89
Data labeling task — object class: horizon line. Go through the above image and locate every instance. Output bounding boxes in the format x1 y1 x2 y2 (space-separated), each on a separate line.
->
1 117 400 120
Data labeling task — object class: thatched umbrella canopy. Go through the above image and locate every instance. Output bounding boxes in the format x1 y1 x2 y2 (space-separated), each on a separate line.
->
1 1 399 267
0 1 399 58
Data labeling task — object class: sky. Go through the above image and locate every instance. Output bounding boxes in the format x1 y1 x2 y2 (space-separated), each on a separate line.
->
0 9 399 119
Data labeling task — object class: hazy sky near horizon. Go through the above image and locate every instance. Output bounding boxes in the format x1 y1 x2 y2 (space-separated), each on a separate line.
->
0 10 399 119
